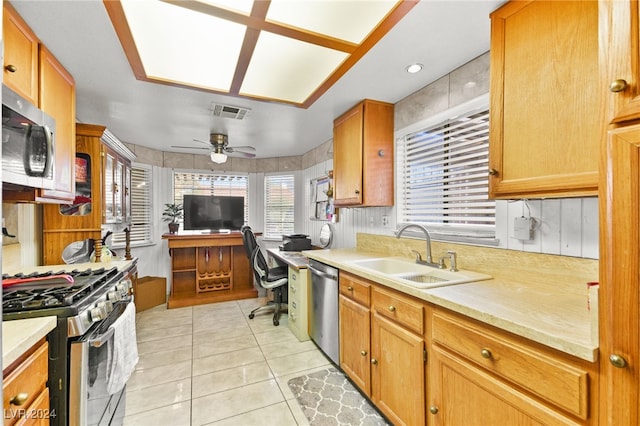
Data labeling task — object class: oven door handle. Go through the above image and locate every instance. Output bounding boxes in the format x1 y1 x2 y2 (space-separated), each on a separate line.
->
89 327 114 348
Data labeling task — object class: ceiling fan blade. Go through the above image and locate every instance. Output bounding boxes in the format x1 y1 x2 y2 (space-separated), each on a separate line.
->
192 139 210 145
225 147 256 158
228 145 256 151
171 145 210 150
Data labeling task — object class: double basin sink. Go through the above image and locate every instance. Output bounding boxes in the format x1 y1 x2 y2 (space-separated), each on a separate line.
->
347 257 492 289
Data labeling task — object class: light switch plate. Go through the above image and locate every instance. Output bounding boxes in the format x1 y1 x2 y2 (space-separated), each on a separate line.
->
513 216 534 240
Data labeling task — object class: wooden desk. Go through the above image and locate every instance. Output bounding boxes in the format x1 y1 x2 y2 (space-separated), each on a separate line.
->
163 232 257 308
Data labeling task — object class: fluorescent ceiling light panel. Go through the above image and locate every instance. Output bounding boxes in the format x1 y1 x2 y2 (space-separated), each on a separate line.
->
241 32 348 103
121 0 245 91
266 0 398 44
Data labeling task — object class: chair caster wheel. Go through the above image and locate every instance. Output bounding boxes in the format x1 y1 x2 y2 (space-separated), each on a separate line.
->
249 313 255 319
273 319 279 326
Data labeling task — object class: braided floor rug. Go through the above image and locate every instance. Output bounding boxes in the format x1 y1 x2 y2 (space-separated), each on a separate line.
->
287 367 389 426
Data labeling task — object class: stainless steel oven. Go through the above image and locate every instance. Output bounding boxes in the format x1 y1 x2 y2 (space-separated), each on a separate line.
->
69 300 134 426
2 264 137 426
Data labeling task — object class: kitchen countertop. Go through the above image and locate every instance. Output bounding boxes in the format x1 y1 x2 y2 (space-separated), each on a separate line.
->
3 316 57 370
267 248 309 270
2 258 138 276
302 248 598 362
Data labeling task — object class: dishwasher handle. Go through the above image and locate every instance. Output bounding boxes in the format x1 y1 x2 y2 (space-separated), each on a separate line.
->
308 265 338 281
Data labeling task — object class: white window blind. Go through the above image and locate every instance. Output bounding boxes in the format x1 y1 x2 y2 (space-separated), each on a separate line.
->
173 172 248 224
397 104 495 241
112 164 152 247
264 174 295 239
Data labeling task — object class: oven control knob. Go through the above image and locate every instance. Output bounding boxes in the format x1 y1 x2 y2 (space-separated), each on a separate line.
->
97 301 113 314
107 290 121 302
90 307 105 322
116 283 129 295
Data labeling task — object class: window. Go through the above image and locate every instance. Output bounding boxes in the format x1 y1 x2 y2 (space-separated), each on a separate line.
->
264 174 295 239
112 164 153 247
397 99 495 243
173 172 248 225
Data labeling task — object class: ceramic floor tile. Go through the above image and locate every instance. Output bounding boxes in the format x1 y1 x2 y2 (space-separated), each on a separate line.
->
192 325 251 345
259 339 318 360
253 325 300 346
266 348 332 377
137 323 193 343
123 401 191 426
136 313 193 332
127 360 192 391
192 346 266 377
191 380 284 426
125 378 191 416
136 346 193 370
192 361 273 398
209 401 298 426
193 333 257 359
192 316 250 334
137 334 192 356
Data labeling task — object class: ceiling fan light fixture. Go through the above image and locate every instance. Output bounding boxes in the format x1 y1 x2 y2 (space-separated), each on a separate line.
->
210 152 228 164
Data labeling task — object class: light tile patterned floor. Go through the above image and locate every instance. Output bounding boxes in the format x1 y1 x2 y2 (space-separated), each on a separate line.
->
124 298 332 426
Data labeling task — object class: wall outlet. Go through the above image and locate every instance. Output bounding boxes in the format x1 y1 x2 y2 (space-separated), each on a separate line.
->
513 216 534 240
382 215 389 227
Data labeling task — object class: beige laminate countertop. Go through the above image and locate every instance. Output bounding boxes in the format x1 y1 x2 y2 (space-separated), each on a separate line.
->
267 248 309 270
302 248 598 362
3 317 57 369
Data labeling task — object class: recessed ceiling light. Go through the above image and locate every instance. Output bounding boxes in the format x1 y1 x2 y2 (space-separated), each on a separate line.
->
406 63 423 74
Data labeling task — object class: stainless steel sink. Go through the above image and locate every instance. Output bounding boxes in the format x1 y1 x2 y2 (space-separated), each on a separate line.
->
347 257 492 289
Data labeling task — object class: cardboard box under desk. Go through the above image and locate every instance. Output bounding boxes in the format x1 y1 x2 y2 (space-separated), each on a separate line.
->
135 276 167 312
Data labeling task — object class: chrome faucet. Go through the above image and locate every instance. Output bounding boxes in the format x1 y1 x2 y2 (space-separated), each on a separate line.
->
395 223 440 268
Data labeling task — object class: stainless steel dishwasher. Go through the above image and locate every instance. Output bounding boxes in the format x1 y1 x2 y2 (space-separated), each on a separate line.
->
308 259 340 365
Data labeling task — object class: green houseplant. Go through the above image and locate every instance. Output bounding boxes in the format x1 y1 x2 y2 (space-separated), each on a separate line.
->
163 203 183 234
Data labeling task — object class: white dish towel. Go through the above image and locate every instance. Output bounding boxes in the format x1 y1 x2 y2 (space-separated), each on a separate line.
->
106 302 139 395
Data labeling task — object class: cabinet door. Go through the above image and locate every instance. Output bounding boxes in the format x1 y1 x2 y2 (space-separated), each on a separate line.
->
371 312 425 426
429 346 578 426
115 158 124 222
39 45 76 202
602 0 640 123
124 163 131 224
489 0 600 198
339 294 371 396
103 149 116 224
599 123 640 425
333 104 363 206
3 3 38 105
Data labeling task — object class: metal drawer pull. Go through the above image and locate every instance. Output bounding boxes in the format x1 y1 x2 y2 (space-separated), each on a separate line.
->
10 393 28 406
371 358 378 365
347 286 353 291
5 64 17 73
429 406 439 415
480 348 492 359
388 305 396 312
609 354 627 368
360 350 367 356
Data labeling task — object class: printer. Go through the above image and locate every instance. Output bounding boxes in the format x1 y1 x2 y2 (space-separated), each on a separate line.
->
280 234 312 251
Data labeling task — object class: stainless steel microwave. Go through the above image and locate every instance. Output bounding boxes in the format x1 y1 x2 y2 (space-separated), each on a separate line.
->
2 84 56 189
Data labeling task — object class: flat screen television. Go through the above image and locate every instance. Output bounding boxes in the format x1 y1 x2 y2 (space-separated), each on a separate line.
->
183 194 245 231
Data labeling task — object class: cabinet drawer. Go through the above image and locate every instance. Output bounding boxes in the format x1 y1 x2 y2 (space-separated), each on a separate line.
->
339 272 371 306
3 342 49 425
432 311 589 419
372 286 423 335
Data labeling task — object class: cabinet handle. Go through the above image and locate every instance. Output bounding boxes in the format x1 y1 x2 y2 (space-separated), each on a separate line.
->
610 79 628 93
371 358 378 365
219 249 223 263
388 305 396 312
290 286 296 293
347 286 353 291
480 348 492 359
113 182 119 193
290 312 296 321
609 354 628 368
5 64 17 73
488 168 499 176
354 189 360 195
10 392 28 406
429 406 439 415
360 350 368 356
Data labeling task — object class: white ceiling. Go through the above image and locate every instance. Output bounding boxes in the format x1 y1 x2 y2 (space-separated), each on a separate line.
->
9 0 504 160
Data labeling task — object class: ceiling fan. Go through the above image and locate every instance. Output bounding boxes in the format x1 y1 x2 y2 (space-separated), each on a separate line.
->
171 133 256 163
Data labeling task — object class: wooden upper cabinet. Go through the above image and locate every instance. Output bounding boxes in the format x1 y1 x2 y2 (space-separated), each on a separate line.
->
488 0 601 199
3 2 39 106
333 99 394 207
601 0 640 124
39 45 76 202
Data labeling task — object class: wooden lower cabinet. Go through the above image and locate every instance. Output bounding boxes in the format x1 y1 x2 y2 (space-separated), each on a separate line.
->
339 294 371 394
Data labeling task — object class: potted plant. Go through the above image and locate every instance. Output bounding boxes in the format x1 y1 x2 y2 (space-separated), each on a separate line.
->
163 203 183 234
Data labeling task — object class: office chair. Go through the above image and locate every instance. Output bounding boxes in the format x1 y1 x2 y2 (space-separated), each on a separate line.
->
241 226 288 326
